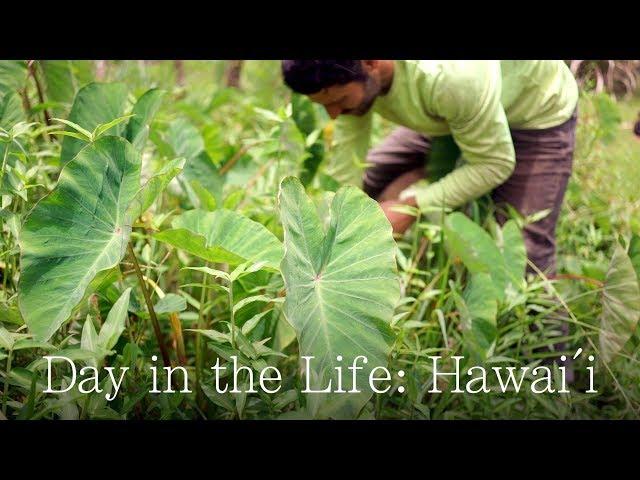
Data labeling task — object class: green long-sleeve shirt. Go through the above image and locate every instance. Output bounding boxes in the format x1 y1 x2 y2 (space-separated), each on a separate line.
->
327 60 579 211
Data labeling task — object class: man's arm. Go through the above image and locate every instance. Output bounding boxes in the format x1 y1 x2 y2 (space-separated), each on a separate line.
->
400 61 516 213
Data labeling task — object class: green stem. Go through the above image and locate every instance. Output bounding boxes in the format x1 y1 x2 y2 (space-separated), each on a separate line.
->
128 242 170 367
2 349 13 416
2 247 9 293
195 268 209 407
228 280 236 350
28 62 51 129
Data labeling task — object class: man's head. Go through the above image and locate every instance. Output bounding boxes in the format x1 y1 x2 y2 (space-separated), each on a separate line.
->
281 60 389 119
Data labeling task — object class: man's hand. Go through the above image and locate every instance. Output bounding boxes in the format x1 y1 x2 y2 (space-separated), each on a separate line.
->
380 197 418 235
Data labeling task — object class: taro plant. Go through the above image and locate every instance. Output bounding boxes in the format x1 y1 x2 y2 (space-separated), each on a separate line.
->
17 83 183 364
277 176 400 419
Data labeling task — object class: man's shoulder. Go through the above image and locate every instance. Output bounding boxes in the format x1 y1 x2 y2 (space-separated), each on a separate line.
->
402 60 499 100
404 61 499 112
405 60 499 78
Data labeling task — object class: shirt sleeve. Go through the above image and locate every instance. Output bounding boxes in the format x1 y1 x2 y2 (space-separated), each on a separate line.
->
325 109 373 186
401 61 516 212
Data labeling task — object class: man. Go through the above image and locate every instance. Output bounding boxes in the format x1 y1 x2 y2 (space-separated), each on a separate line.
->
281 60 579 277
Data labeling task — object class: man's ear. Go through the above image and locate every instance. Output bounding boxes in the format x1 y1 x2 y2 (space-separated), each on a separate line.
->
361 60 380 73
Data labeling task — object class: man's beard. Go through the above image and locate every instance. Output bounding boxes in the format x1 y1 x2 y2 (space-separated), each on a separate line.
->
350 76 380 116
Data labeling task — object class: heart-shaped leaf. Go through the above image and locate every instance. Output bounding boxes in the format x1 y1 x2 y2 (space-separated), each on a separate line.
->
454 272 499 362
444 212 509 302
60 82 128 164
40 60 94 118
165 118 223 209
278 176 399 419
125 88 165 149
599 242 640 362
18 136 140 341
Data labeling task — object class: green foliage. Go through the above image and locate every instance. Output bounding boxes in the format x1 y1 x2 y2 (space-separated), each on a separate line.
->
155 208 283 270
291 93 324 186
59 83 128 164
443 212 520 303
2 61 639 420
278 177 399 418
0 61 28 92
18 137 140 341
40 61 94 117
599 243 640 362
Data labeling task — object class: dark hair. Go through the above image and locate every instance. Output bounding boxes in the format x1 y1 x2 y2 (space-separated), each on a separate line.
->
281 60 367 94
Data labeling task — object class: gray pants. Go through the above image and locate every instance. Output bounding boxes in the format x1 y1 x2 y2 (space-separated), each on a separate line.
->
363 111 578 276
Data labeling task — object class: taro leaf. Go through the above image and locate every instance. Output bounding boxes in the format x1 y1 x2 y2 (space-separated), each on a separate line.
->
129 157 185 220
41 61 76 115
165 118 223 209
0 90 25 129
454 273 499 362
18 136 140 341
500 219 527 288
125 88 165 149
444 212 508 303
278 176 399 419
60 82 128 165
154 294 187 315
166 118 204 160
0 90 25 160
599 243 640 362
0 61 28 92
154 209 283 271
40 61 94 117
97 287 132 352
184 152 224 210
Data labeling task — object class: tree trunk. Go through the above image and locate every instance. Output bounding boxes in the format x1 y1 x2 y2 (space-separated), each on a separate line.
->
225 60 244 88
174 60 185 87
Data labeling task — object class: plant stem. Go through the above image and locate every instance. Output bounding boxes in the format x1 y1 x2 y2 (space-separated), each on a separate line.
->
405 236 429 290
128 242 170 367
553 273 604 288
19 88 32 114
219 143 253 175
28 61 51 126
27 61 52 143
195 268 209 407
228 280 236 350
169 312 187 365
2 349 13 416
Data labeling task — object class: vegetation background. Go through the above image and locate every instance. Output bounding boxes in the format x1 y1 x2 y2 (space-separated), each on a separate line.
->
1 60 639 420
